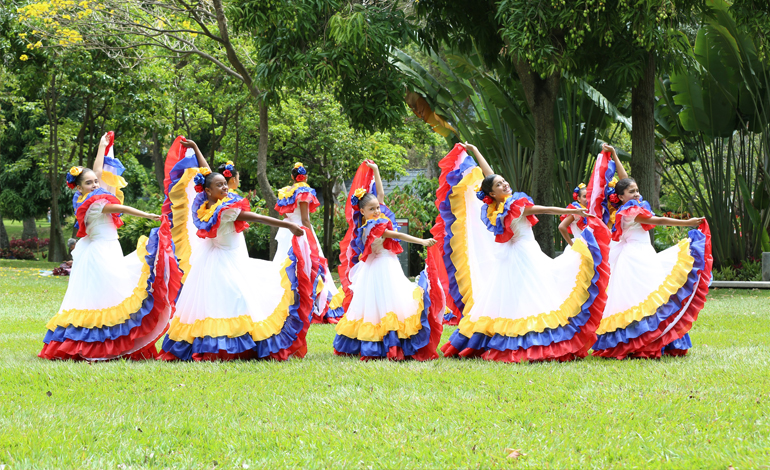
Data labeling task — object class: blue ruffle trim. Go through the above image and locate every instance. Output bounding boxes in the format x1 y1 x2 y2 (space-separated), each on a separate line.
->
445 227 604 352
276 186 318 210
43 227 161 344
160 246 305 360
191 192 248 233
663 333 692 353
437 154 477 314
593 228 707 351
333 269 433 358
480 192 533 237
165 153 199 229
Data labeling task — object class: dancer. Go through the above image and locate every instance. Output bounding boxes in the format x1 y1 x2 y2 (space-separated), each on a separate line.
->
558 183 588 246
40 132 181 360
333 160 445 360
433 142 610 362
274 163 344 323
589 144 712 359
159 137 314 361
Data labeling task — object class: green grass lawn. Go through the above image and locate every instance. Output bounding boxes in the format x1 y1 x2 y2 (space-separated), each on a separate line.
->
0 260 768 469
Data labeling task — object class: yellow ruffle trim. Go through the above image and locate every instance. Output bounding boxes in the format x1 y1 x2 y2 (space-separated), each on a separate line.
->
485 195 512 227
277 182 311 200
101 170 127 204
168 167 202 283
329 290 345 309
196 196 232 222
46 237 151 329
457 239 596 338
166 257 298 342
596 238 694 334
316 277 325 295
335 286 424 342
449 166 484 314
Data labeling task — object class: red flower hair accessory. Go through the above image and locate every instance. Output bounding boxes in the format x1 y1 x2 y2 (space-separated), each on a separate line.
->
609 193 620 204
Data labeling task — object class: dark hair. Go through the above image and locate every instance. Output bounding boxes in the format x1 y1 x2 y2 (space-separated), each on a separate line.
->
217 163 238 182
577 187 587 197
479 174 499 196
75 167 94 186
358 192 378 209
291 167 304 181
615 178 636 198
204 172 224 188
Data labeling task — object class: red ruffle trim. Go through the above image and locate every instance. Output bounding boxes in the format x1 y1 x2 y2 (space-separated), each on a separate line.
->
76 193 123 238
358 221 403 263
195 198 251 239
495 198 538 243
594 221 712 359
39 217 183 361
410 245 445 361
440 217 611 362
275 191 321 215
612 205 655 242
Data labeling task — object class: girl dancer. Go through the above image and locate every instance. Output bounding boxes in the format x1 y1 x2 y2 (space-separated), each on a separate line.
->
40 132 181 360
274 163 344 323
558 183 588 246
589 144 712 359
333 161 445 360
159 137 314 361
433 142 610 362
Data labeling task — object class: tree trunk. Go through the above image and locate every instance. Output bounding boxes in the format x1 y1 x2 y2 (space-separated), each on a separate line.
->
631 52 658 241
322 180 335 259
514 60 560 255
0 216 9 250
21 217 38 240
45 73 68 263
255 102 279 258
151 131 165 189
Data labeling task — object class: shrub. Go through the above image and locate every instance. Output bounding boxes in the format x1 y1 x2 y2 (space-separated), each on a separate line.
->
0 246 36 260
713 258 763 282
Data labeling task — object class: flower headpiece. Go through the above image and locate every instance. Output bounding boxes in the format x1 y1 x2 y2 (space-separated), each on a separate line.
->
572 183 586 201
193 167 211 193
350 187 367 209
474 183 494 205
223 160 235 178
293 162 308 182
66 166 83 189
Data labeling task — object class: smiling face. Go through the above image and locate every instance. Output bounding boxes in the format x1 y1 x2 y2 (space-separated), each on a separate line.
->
205 174 230 203
488 175 512 203
76 170 100 195
360 197 381 221
619 181 641 203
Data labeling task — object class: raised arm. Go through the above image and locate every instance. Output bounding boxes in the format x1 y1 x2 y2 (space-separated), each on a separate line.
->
635 214 705 227
236 211 305 236
458 142 494 176
382 229 437 247
102 204 160 221
603 143 628 180
92 132 110 180
181 139 211 170
365 161 385 204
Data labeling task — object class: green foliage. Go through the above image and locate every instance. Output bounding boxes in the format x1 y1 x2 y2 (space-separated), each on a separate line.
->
385 175 439 275
713 259 763 281
652 224 690 252
117 195 163 255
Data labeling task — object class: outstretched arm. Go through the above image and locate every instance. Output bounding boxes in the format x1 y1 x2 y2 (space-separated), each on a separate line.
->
524 205 590 217
459 142 494 177
382 230 438 247
236 211 305 236
558 215 576 246
365 161 385 204
102 204 160 221
603 143 628 180
92 132 110 180
636 215 705 227
181 140 211 170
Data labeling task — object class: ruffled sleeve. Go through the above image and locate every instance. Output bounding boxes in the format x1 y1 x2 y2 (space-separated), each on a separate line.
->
275 183 321 215
192 193 251 239
480 192 538 243
612 199 655 242
74 188 123 237
352 215 403 263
